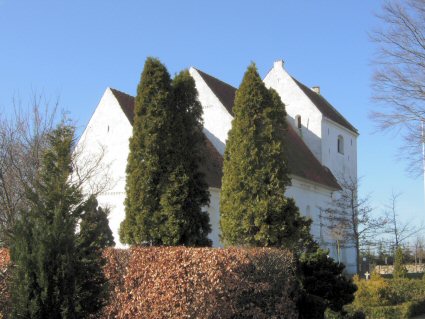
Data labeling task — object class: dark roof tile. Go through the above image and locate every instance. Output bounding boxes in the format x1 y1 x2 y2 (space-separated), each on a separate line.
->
195 68 236 116
284 125 340 190
194 70 341 190
110 88 136 125
292 78 358 134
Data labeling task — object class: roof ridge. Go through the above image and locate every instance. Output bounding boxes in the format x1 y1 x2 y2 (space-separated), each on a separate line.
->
291 77 358 134
193 68 238 90
109 87 133 98
194 68 236 116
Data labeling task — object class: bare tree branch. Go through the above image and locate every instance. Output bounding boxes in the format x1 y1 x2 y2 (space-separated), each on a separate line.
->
371 0 425 175
322 176 388 274
0 95 111 246
384 191 425 248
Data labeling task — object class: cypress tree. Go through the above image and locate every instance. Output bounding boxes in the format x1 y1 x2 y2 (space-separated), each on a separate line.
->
10 124 83 319
220 63 311 250
393 246 408 278
158 70 211 246
120 57 174 245
75 196 114 317
78 196 114 249
120 59 211 246
10 125 110 319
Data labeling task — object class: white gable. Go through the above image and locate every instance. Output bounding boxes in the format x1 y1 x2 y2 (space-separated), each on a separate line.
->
189 67 232 155
264 60 323 161
77 88 133 247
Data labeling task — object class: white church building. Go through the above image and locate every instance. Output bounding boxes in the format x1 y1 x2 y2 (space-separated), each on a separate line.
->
77 60 359 274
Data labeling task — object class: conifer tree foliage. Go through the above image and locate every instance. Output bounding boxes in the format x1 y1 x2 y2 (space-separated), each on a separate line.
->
220 63 310 250
298 249 357 319
9 125 110 319
158 70 211 246
120 57 174 245
10 125 83 319
120 58 211 246
75 196 114 318
393 246 408 279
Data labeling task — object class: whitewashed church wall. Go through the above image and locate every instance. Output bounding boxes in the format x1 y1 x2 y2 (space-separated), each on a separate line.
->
286 176 333 241
263 61 323 162
321 119 358 182
76 88 132 247
207 188 222 247
286 177 356 274
96 187 222 249
77 88 132 194
189 67 232 155
97 191 127 248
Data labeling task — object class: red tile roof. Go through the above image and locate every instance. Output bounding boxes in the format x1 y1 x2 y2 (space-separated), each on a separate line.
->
284 125 340 190
292 78 358 134
193 70 341 190
110 88 223 188
194 68 236 116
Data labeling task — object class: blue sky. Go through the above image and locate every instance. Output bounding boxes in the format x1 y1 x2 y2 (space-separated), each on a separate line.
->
0 1 423 237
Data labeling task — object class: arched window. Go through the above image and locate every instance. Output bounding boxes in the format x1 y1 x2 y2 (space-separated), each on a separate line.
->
337 135 344 154
295 115 301 129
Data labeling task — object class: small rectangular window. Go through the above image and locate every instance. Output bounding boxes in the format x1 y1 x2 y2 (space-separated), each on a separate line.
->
338 135 344 154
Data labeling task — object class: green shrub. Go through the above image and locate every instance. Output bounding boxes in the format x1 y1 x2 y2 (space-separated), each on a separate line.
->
352 301 425 319
352 273 388 307
325 308 365 319
299 249 357 319
351 274 425 318
380 278 422 305
408 299 425 317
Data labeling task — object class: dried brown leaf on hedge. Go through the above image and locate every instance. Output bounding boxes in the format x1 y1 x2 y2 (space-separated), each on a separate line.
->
99 247 298 319
2 247 298 318
0 248 10 319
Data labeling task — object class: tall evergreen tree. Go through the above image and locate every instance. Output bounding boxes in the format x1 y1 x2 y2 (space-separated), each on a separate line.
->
120 59 211 246
10 125 111 319
75 196 114 317
158 70 211 246
393 246 408 279
120 58 174 245
10 125 83 319
220 63 311 250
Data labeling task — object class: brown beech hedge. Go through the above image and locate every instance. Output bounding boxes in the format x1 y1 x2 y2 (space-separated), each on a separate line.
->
0 248 10 319
0 247 298 319
102 247 298 319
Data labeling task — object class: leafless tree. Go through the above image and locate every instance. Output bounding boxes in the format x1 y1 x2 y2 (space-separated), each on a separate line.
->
0 95 110 246
323 176 388 274
371 0 425 175
384 191 424 249
411 235 425 263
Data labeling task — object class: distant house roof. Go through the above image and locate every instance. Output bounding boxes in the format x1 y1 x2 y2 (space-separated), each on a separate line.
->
292 78 358 134
109 88 223 189
194 69 341 190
